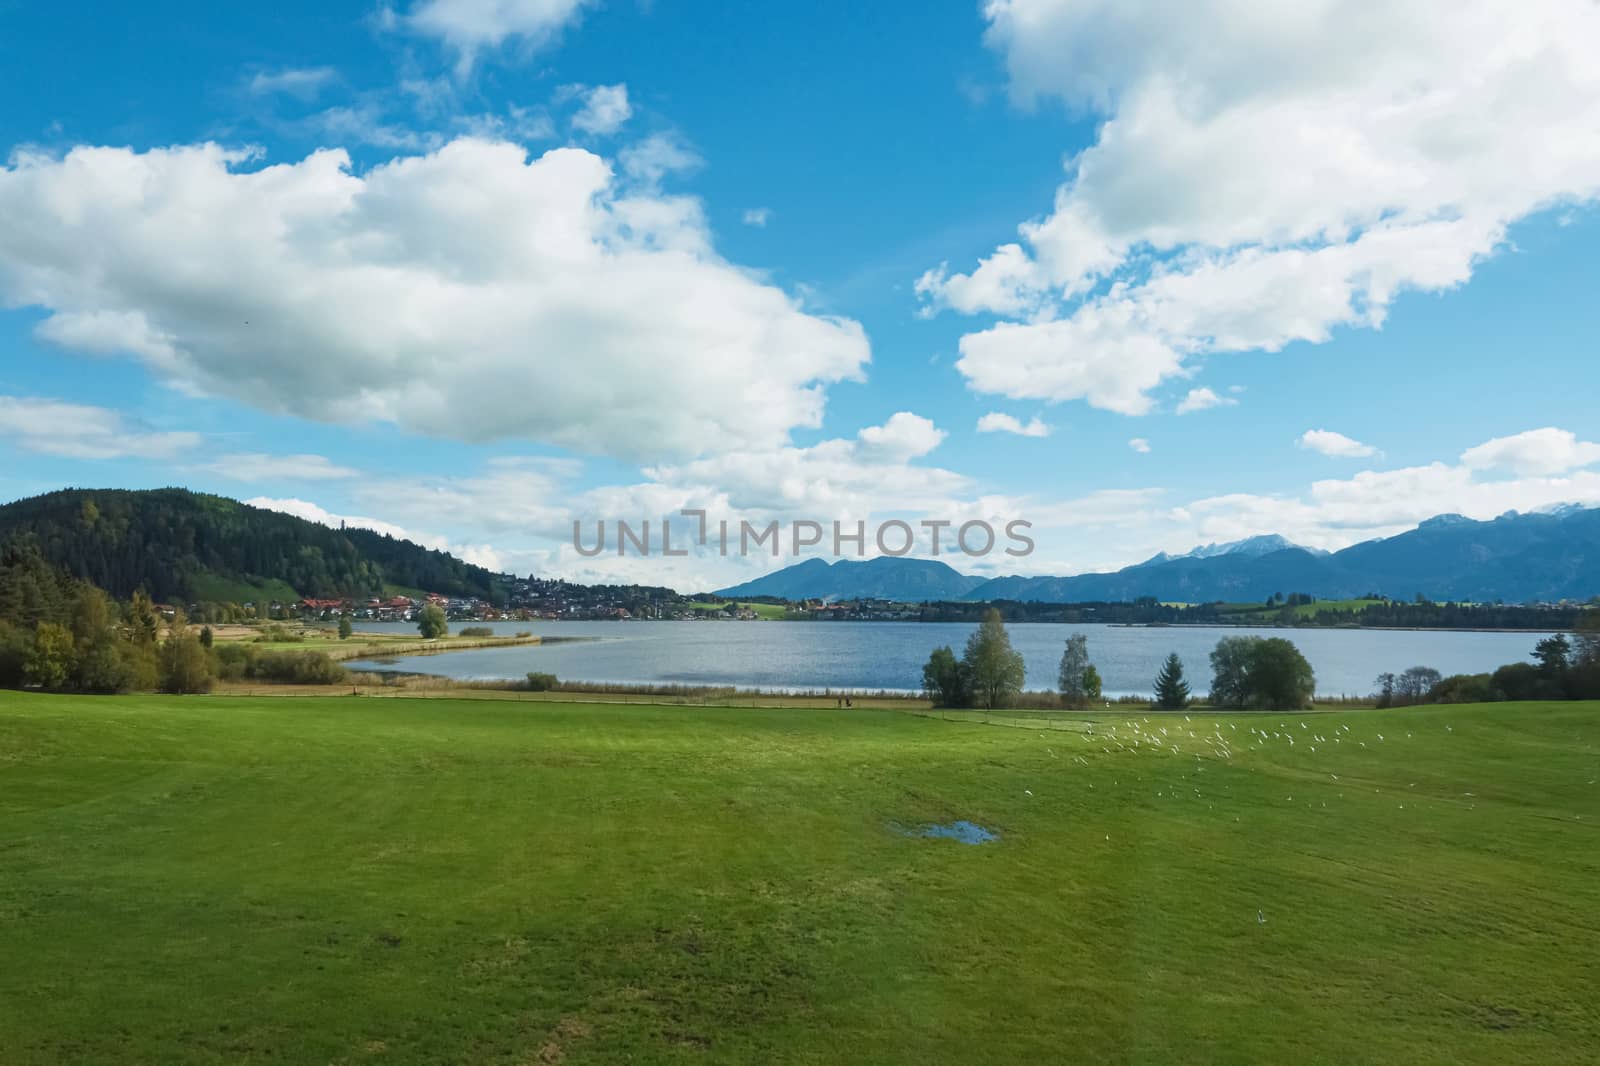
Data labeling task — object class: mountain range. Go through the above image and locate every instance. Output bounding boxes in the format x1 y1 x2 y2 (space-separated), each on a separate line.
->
715 506 1600 605
5 488 1596 607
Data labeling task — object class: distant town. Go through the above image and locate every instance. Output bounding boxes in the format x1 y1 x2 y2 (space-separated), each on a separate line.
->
188 579 1591 634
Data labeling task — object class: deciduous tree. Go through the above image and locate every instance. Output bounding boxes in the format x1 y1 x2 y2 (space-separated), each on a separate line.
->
922 645 969 707
963 608 1025 711
1058 633 1091 708
417 604 448 639
1248 638 1316 710
24 621 75 690
1209 637 1257 709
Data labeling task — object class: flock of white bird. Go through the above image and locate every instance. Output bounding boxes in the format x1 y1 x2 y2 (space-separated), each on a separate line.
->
1028 711 1472 817
1063 713 1426 768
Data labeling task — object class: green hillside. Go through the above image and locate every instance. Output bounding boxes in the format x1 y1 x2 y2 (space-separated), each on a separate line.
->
0 488 504 603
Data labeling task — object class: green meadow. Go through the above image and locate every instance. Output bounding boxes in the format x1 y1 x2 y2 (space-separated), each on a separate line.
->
2 692 1597 1064
1217 598 1387 621
685 601 793 620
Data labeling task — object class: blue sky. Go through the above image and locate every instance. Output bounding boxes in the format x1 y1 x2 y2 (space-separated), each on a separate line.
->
2 0 1598 590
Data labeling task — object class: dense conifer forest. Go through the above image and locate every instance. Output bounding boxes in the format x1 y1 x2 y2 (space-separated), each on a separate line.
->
0 489 504 603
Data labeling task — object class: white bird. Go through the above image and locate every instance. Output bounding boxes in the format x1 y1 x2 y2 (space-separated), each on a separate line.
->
1257 910 1266 924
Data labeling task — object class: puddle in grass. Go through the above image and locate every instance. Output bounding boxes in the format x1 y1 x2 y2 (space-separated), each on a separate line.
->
891 820 998 845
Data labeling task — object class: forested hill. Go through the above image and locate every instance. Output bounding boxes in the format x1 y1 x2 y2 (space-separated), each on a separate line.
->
0 489 504 604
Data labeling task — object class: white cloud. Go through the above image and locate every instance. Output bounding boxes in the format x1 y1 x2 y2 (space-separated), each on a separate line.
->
1298 429 1378 459
452 104 555 143
0 139 868 461
200 453 360 481
742 207 772 227
916 243 1041 317
1461 427 1600 476
1128 437 1150 453
0 396 199 460
404 0 593 74
248 67 337 99
923 0 1600 414
853 412 947 462
303 104 437 151
618 132 702 185
1175 387 1235 414
570 84 631 135
352 456 574 537
976 411 1051 437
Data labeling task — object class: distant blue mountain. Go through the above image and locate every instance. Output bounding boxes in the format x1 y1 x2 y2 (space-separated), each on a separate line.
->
713 506 1600 604
715 556 986 601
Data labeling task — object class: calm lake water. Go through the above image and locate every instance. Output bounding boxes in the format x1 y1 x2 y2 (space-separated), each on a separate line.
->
344 620 1556 698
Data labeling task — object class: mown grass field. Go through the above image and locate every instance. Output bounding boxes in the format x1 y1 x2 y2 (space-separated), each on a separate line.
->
685 601 793 620
1 693 1597 1064
1217 598 1386 621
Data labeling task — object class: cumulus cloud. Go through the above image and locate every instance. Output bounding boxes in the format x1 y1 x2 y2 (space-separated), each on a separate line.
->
200 453 360 481
1128 437 1150 454
976 412 1051 437
852 412 948 462
0 139 868 461
922 0 1600 414
0 396 199 460
404 0 593 74
1298 429 1378 459
570 84 632 135
1460 427 1600 476
1175 387 1235 414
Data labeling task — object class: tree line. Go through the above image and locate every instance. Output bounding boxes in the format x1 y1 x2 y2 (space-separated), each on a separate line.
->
869 597 1594 630
0 542 353 695
1376 616 1600 706
920 611 1317 711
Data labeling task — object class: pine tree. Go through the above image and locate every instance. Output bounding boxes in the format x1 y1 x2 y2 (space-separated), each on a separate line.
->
127 590 160 646
1154 652 1190 710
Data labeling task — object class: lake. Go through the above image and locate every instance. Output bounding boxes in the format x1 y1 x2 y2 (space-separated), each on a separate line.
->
343 620 1555 698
